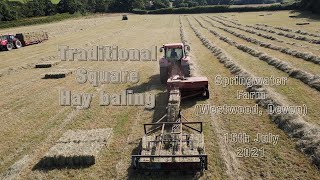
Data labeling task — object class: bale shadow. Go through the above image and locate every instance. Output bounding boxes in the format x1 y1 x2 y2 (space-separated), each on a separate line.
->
32 156 94 171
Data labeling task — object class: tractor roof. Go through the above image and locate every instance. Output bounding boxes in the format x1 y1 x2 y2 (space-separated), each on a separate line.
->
164 43 184 48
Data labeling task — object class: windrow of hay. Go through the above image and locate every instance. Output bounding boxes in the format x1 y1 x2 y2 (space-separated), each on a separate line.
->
180 16 198 77
187 17 320 168
193 17 320 91
207 16 315 50
256 24 320 38
0 63 36 77
203 17 320 65
213 15 242 26
181 16 243 179
208 16 283 43
245 24 320 45
214 15 320 45
179 16 188 45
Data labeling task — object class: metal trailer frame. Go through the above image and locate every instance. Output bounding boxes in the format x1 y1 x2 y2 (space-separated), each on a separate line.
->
132 121 208 172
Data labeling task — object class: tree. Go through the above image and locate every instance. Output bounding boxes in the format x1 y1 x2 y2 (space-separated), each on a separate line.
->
57 0 85 14
43 0 56 16
301 0 320 13
95 0 112 12
0 1 19 21
151 0 170 9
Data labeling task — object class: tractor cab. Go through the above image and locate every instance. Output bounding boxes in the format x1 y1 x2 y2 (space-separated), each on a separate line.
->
160 43 190 62
159 43 191 83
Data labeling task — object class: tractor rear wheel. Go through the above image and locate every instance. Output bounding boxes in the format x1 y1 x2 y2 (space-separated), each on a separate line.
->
15 40 22 49
5 43 13 51
160 67 168 84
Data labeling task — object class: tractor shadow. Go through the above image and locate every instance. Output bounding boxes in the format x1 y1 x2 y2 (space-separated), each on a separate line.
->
126 74 204 179
125 74 168 123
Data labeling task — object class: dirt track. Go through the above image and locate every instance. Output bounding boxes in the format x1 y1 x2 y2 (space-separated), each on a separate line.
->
0 11 319 179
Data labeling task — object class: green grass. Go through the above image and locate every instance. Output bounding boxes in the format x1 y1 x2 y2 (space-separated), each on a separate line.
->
0 13 83 29
9 0 61 4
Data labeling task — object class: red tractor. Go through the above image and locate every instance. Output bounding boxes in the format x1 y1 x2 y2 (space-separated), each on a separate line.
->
159 43 209 99
159 43 191 83
0 34 22 51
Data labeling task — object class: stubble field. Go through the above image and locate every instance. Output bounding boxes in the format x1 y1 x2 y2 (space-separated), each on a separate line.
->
0 11 319 179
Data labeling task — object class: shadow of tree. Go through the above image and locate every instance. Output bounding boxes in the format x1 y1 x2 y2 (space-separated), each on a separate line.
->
289 10 320 21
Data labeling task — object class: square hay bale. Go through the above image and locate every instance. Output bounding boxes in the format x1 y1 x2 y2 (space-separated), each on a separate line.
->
35 128 112 169
296 23 310 26
35 62 59 68
57 129 112 143
42 69 73 79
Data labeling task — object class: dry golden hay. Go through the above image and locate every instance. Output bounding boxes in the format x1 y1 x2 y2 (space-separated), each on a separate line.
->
15 31 49 46
187 17 320 168
195 17 320 90
21 32 48 42
35 129 112 169
256 24 320 38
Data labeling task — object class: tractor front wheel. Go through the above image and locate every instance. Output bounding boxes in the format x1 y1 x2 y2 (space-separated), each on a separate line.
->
5 43 13 51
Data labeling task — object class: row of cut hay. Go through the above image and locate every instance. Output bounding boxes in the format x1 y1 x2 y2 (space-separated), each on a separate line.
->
213 15 242 26
203 17 320 65
208 16 283 43
193 17 320 91
0 63 36 77
256 24 320 38
207 16 314 50
245 25 320 45
180 16 197 76
186 17 320 168
179 16 188 45
215 15 320 40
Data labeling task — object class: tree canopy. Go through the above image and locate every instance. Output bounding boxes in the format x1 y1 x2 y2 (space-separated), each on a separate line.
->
0 0 318 22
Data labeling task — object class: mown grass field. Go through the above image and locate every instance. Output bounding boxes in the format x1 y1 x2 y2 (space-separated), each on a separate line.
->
0 11 319 179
